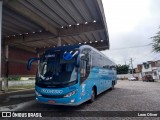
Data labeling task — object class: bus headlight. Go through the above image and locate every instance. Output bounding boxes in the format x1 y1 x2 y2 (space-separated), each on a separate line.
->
35 90 42 97
64 90 78 98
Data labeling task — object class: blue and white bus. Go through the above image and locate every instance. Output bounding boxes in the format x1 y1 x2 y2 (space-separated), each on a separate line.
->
27 45 117 106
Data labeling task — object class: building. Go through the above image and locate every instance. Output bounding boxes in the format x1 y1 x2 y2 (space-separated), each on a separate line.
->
1 47 37 77
0 0 109 78
135 65 142 80
137 60 160 80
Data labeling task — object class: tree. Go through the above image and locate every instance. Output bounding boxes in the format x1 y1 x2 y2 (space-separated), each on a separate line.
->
151 29 160 53
116 65 129 74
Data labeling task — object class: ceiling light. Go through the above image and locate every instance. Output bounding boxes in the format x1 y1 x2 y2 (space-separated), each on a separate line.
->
77 23 79 26
32 32 35 34
69 25 72 27
90 41 92 43
85 22 88 24
93 20 96 23
95 41 98 43
101 40 104 42
79 43 81 44
84 42 87 44
61 26 64 28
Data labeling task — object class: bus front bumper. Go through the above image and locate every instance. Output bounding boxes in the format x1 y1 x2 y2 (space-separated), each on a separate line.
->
35 96 86 106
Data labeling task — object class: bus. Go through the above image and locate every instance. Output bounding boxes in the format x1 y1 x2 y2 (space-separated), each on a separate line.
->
27 45 117 106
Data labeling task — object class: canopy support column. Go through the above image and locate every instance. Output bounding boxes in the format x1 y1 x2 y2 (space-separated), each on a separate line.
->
57 37 61 46
0 1 2 78
0 1 3 91
4 45 9 92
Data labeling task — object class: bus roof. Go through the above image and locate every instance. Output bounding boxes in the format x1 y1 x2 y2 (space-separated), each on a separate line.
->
44 45 116 65
45 45 81 54
79 45 116 65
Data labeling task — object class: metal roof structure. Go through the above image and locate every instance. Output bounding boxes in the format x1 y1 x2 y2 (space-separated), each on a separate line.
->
2 0 109 53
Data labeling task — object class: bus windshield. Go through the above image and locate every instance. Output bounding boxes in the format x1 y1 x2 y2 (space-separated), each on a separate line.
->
36 51 78 87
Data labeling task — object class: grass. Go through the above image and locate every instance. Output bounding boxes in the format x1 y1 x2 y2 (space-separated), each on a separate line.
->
7 76 21 81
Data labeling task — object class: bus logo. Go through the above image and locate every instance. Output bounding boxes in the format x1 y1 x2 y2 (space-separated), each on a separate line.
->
41 89 63 94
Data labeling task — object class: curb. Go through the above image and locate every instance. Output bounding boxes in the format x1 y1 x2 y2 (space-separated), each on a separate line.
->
0 88 34 95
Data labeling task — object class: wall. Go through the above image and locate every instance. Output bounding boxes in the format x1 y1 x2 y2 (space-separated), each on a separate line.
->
142 64 152 73
2 46 37 77
117 73 142 80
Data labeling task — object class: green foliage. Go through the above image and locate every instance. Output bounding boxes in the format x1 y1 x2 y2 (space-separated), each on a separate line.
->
151 29 160 53
116 64 129 74
7 76 21 81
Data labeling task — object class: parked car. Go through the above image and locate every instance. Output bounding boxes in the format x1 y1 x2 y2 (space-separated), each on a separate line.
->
142 75 154 82
128 76 137 81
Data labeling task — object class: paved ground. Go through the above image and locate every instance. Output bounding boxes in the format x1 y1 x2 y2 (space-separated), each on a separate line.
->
0 89 34 107
1 80 160 119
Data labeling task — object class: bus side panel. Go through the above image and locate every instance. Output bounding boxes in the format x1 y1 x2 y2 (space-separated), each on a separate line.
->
90 67 104 94
78 67 102 102
97 67 113 94
80 67 113 98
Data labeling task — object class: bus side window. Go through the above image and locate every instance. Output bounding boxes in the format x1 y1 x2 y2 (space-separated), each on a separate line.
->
103 65 109 69
80 59 87 77
88 54 92 68
110 65 116 70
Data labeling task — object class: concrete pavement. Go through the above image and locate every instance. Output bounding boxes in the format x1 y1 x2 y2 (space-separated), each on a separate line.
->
0 89 35 108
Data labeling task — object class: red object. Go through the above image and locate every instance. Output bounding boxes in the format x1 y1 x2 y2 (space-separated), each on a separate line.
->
142 75 154 82
2 46 37 77
135 76 138 80
48 100 55 104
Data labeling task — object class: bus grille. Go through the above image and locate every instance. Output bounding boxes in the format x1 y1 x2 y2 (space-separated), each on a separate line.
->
41 94 64 98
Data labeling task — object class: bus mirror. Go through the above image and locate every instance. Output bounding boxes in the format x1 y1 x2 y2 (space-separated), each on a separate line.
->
27 58 40 70
75 54 85 68
80 54 85 60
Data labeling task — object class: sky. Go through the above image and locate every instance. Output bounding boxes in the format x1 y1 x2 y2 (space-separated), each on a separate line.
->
101 0 160 68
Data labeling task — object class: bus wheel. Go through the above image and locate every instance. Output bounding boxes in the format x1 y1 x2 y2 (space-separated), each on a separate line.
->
111 81 115 90
89 88 96 103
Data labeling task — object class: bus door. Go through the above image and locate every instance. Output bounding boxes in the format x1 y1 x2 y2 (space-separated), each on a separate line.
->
79 49 91 99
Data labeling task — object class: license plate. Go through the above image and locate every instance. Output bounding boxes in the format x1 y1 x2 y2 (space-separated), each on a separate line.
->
48 100 55 104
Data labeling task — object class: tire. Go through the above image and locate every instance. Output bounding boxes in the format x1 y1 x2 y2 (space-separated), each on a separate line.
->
111 81 115 90
89 88 96 103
